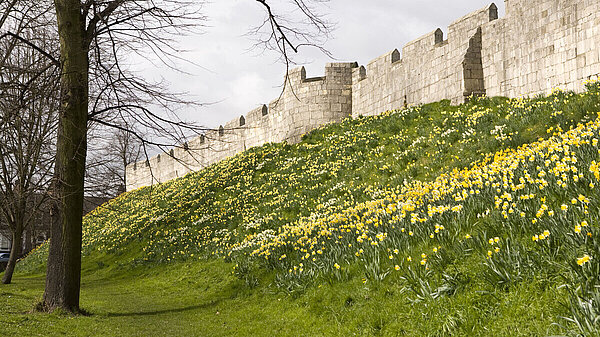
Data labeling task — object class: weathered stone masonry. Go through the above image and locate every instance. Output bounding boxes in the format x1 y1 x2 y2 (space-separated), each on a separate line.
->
126 0 600 190
126 63 355 190
482 0 600 99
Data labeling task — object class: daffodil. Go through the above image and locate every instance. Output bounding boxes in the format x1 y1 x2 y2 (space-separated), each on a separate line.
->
577 255 591 266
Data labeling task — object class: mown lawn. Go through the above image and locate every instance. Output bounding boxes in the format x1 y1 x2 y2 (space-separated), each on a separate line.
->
1 261 349 336
1 258 568 336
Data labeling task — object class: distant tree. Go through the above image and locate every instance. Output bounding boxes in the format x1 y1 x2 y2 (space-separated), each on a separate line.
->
0 18 59 284
86 127 144 197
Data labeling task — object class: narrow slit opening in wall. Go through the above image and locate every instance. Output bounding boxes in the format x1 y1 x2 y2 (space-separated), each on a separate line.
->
261 105 268 116
489 3 498 21
435 27 448 46
434 28 443 45
219 126 224 137
391 49 400 63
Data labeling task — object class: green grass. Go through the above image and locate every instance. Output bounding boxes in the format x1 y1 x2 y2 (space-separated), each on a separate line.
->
1 260 568 336
1 261 346 336
5 83 600 336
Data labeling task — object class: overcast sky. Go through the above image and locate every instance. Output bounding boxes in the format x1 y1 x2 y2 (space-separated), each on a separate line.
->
137 1 506 129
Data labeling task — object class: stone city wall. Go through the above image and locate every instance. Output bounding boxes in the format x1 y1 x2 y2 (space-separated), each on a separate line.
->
482 0 600 98
126 63 355 190
126 0 600 191
352 4 496 117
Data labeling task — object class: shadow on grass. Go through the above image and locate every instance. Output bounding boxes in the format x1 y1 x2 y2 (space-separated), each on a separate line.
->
105 299 221 318
0 291 33 299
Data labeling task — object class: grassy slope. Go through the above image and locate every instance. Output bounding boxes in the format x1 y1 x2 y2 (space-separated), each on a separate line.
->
3 84 600 336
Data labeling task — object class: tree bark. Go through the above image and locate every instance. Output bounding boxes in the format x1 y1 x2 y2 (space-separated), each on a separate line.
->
24 225 33 254
42 0 88 313
2 222 22 284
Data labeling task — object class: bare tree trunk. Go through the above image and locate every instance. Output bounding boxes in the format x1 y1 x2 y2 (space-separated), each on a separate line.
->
24 225 32 254
122 155 127 192
2 221 22 284
42 0 88 313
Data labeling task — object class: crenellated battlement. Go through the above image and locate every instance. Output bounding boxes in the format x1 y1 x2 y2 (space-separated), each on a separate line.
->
352 3 499 117
127 0 600 191
126 62 356 190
